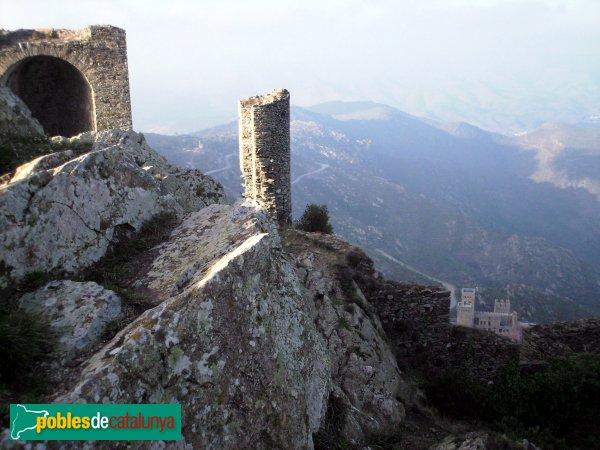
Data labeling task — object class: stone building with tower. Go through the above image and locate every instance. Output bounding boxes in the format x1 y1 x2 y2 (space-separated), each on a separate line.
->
456 288 521 341
0 25 132 137
238 88 291 226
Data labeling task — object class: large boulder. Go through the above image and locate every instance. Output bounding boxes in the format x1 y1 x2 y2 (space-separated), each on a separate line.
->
283 230 419 444
0 85 44 139
19 280 122 360
55 201 331 449
0 129 226 286
0 86 47 175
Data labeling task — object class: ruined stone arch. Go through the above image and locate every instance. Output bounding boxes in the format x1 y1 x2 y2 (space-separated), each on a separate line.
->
2 54 96 137
0 26 132 137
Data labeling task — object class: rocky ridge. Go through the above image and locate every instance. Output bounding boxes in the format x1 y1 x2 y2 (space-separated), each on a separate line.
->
0 119 225 285
0 89 424 448
1 85 596 450
49 202 331 449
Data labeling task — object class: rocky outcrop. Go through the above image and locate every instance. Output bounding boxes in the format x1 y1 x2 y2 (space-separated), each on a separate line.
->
0 85 44 140
432 432 541 450
0 85 47 174
19 280 122 360
54 201 330 449
283 230 421 444
0 128 226 286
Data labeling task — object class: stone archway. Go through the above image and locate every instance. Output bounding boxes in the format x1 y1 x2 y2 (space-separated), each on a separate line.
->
0 26 132 135
4 55 95 137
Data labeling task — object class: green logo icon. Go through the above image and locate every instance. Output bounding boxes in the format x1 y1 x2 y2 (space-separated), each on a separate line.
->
10 404 182 441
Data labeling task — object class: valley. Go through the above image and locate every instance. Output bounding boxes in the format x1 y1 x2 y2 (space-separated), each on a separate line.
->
146 102 600 323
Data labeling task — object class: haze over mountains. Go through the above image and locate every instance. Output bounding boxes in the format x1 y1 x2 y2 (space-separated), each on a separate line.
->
146 101 600 324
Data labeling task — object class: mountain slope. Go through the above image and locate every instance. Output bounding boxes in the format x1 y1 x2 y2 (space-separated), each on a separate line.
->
514 122 600 202
145 103 600 322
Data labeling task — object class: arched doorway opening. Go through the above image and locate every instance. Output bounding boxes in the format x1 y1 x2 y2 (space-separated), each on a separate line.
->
3 55 95 137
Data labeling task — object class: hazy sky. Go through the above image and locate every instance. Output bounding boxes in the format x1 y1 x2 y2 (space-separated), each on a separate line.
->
1 0 599 134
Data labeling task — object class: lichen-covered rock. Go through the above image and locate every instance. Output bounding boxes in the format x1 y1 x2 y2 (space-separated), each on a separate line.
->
431 432 541 450
55 201 331 449
284 230 415 443
0 85 47 174
0 85 44 138
19 280 122 359
0 129 226 285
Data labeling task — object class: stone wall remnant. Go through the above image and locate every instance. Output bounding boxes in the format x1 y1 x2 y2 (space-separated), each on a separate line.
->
238 88 291 226
0 25 132 137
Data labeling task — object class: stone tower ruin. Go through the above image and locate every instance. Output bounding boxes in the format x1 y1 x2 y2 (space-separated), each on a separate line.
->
0 25 132 137
239 88 291 226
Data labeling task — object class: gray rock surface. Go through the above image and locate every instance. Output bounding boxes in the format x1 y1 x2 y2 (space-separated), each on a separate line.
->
19 280 122 358
55 201 331 449
0 129 225 285
0 85 44 140
431 432 541 450
285 230 416 442
432 433 488 450
0 85 48 176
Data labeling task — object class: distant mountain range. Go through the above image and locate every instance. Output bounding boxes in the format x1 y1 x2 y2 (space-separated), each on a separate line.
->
145 101 600 323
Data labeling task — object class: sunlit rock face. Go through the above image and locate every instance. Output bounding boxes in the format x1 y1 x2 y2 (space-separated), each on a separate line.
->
0 128 225 286
284 230 423 442
57 201 331 449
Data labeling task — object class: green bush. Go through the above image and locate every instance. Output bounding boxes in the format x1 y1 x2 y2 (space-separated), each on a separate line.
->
0 136 51 176
491 354 600 449
313 394 353 450
423 353 600 450
295 204 333 234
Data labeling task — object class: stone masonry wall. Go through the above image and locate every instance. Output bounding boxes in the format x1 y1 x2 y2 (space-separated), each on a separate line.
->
369 282 519 383
521 317 600 360
239 89 291 226
0 25 132 134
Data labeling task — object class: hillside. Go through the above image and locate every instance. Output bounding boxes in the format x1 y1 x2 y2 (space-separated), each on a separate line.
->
146 103 600 323
3 82 600 448
514 122 600 201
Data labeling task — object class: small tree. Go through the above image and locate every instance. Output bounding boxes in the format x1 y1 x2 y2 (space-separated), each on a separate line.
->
295 204 333 234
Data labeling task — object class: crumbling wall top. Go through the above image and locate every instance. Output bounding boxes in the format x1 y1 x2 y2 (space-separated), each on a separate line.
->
239 88 289 107
0 25 125 45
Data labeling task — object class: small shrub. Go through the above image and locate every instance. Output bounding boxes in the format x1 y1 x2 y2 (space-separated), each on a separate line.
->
346 250 364 268
295 204 333 234
337 316 351 331
422 353 600 450
0 308 56 384
313 394 353 450
0 135 52 176
21 271 52 292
